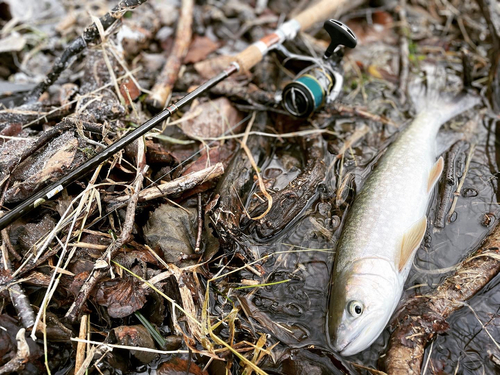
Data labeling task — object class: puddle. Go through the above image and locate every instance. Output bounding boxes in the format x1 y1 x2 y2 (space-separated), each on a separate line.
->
229 110 499 374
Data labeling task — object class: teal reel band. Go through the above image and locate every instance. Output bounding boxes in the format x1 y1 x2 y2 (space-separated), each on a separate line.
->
282 69 333 118
296 75 325 110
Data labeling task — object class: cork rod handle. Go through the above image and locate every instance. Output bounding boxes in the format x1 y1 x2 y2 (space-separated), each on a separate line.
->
294 0 347 31
234 0 347 72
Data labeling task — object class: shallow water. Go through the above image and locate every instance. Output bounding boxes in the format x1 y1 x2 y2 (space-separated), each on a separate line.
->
236 111 499 374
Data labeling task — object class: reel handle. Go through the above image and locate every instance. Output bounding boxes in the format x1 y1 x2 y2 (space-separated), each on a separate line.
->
323 19 357 59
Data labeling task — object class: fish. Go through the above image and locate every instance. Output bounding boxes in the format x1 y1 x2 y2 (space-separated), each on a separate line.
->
327 67 480 356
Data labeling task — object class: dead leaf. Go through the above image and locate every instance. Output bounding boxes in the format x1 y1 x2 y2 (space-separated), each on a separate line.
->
184 35 219 64
143 204 197 263
181 97 243 140
96 276 149 318
119 78 141 105
114 325 156 364
157 357 209 375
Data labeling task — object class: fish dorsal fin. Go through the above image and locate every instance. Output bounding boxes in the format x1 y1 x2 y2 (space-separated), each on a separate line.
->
398 216 427 272
427 157 444 193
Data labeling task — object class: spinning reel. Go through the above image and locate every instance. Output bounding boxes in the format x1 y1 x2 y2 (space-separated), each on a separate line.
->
279 19 357 118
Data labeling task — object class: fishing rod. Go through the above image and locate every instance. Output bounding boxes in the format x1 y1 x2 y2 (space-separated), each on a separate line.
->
0 0 356 230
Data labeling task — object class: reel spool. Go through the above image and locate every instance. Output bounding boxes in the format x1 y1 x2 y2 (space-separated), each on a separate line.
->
282 19 357 118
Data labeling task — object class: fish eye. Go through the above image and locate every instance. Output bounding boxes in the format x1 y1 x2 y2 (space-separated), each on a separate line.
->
347 301 364 317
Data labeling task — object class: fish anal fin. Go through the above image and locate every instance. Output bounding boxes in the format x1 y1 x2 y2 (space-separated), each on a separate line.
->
427 157 444 193
398 216 428 272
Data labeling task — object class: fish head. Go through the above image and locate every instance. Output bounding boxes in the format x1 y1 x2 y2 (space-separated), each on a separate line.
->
328 258 401 356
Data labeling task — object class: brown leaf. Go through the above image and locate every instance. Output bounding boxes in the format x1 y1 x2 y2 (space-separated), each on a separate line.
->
96 276 148 318
143 204 197 263
145 140 178 165
68 271 90 297
181 97 243 140
0 122 22 137
114 325 156 364
182 141 237 176
184 35 219 64
157 357 208 375
119 78 141 105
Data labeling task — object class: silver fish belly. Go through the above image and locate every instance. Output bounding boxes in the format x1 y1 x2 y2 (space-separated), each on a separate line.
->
327 94 479 356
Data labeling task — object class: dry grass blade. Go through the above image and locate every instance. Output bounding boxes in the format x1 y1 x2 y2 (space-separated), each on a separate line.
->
239 112 273 220
75 314 88 374
71 338 190 354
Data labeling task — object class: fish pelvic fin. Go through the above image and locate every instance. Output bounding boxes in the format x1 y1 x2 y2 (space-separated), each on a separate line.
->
397 216 428 272
409 65 480 125
427 156 444 193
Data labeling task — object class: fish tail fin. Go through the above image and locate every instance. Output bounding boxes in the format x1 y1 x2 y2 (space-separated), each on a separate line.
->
409 65 480 125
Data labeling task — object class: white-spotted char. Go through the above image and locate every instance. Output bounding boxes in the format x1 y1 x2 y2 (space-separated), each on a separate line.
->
328 69 480 356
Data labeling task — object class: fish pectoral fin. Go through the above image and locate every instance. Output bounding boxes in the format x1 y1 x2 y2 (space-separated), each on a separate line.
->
427 156 444 193
398 216 428 272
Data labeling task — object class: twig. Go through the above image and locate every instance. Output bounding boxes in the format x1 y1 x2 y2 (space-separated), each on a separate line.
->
106 162 224 204
75 314 88 374
25 0 149 102
194 193 203 253
0 180 21 262
0 182 36 329
65 138 148 323
446 143 476 222
434 140 469 228
0 328 30 375
321 103 398 127
461 49 474 89
335 124 369 160
385 222 500 374
0 240 36 329
1 226 21 262
396 0 410 104
146 0 194 110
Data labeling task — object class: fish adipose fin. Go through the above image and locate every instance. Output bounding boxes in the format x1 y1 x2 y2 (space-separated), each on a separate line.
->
398 216 428 272
409 65 480 125
427 157 444 193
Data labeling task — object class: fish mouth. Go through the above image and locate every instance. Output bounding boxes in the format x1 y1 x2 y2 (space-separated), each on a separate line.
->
334 330 361 356
336 340 351 355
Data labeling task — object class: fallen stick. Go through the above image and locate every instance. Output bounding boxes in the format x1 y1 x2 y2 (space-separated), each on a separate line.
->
385 222 500 374
434 140 468 228
146 0 194 110
0 183 36 329
321 103 397 127
106 162 224 205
